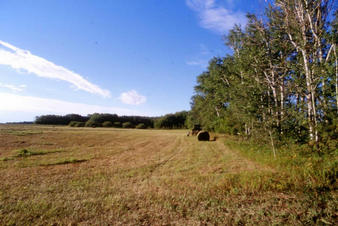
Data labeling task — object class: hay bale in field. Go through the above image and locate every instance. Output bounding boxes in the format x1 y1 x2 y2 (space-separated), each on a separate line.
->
197 131 210 141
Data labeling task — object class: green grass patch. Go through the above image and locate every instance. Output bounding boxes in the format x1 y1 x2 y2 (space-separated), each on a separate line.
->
0 157 14 161
224 137 337 191
0 149 64 162
223 136 337 225
14 149 63 158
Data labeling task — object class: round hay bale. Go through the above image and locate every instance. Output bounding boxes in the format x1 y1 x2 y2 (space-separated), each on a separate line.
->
197 131 210 141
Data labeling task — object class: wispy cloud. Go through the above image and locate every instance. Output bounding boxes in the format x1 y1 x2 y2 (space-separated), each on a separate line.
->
199 44 211 55
186 44 212 68
0 40 110 98
0 92 138 116
186 0 247 34
186 59 208 68
0 83 26 92
119 90 146 105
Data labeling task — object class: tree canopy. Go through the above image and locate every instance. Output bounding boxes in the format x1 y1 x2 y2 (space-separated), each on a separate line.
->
189 0 337 150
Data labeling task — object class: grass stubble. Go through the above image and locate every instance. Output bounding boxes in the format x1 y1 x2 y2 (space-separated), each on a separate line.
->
0 124 336 225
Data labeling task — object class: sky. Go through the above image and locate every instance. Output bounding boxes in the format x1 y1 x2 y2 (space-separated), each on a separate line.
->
0 0 266 122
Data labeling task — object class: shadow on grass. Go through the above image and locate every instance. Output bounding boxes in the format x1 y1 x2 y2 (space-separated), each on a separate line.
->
39 158 88 166
5 130 43 136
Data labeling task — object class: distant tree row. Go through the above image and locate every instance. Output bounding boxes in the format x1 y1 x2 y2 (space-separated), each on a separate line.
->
189 0 337 151
84 113 154 128
35 113 155 128
35 114 89 125
154 111 188 129
35 112 189 129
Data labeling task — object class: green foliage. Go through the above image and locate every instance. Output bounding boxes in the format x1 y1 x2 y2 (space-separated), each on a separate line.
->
36 114 89 125
75 122 85 127
85 120 101 128
69 121 85 127
225 137 337 191
135 123 146 129
87 113 118 124
14 149 61 158
113 122 122 128
102 121 113 127
88 113 154 128
122 122 134 128
36 113 155 128
15 149 32 157
188 2 337 153
68 121 77 127
155 111 188 129
316 116 338 153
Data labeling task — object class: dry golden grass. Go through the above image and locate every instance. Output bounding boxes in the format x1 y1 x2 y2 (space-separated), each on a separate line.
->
0 125 336 225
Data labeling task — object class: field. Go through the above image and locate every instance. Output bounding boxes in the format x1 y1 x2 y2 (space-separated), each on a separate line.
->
0 125 336 225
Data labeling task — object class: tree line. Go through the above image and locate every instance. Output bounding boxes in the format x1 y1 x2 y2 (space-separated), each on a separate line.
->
188 0 337 150
35 112 188 129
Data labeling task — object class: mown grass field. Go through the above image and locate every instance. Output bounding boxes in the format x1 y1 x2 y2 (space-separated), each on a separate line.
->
0 125 336 225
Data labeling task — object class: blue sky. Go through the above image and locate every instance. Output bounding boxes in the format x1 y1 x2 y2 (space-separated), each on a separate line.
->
0 0 266 122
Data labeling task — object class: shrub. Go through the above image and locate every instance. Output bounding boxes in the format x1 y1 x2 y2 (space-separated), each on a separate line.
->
85 120 101 128
136 123 146 129
69 121 85 127
87 113 118 124
122 122 134 128
74 122 85 127
113 122 122 128
102 121 113 127
16 149 32 157
69 121 78 127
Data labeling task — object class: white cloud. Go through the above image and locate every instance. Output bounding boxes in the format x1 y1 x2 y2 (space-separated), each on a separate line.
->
186 0 247 34
0 40 110 98
0 83 26 92
0 92 138 117
119 90 146 105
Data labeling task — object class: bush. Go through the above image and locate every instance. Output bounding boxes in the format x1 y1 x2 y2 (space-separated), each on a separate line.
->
74 122 85 127
85 120 101 128
122 122 134 128
69 121 85 127
102 121 113 127
69 121 77 127
136 123 146 129
113 122 122 128
16 149 32 157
